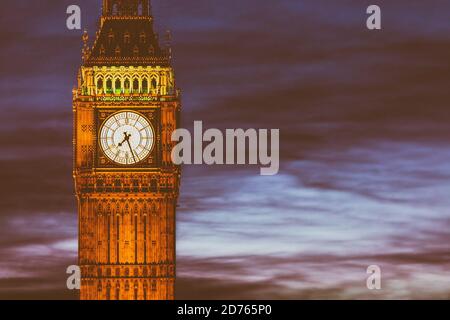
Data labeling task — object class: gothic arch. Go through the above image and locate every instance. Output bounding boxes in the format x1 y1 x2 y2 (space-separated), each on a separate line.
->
97 77 104 92
114 78 122 93
105 77 113 93
142 77 149 93
133 77 140 92
124 76 131 93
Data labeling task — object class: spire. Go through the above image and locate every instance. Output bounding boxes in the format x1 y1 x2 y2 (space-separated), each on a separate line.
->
103 0 151 17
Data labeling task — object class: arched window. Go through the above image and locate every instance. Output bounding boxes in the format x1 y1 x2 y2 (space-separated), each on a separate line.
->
143 281 148 300
140 32 146 44
116 282 120 300
134 282 138 300
142 78 148 93
124 78 130 93
151 78 157 90
133 78 139 92
106 79 113 94
124 32 130 44
115 79 121 93
108 29 114 43
97 78 103 90
133 45 139 56
115 45 121 56
106 282 111 300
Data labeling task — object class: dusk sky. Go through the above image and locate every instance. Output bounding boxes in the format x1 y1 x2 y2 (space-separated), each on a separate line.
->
1 0 450 299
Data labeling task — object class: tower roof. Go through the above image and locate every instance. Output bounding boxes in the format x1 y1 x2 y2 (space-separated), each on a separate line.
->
84 0 170 67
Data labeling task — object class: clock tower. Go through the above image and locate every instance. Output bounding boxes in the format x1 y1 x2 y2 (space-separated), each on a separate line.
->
73 0 180 300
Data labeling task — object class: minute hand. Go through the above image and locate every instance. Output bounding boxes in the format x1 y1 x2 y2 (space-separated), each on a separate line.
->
126 140 138 163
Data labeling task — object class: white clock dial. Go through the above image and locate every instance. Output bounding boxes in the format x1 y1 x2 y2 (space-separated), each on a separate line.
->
99 111 154 165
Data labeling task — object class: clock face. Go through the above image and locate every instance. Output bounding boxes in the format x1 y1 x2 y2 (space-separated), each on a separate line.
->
99 111 154 165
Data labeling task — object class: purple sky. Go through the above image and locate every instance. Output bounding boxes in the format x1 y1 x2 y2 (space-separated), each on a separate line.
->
0 0 450 299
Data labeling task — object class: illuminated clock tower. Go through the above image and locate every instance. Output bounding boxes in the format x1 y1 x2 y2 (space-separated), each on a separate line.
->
73 0 179 300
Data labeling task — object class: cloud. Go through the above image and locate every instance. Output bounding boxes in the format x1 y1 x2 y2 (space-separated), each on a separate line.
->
177 248 450 299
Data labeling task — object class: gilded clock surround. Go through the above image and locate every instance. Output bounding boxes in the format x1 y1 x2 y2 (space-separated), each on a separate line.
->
73 0 180 300
97 109 159 168
98 110 155 166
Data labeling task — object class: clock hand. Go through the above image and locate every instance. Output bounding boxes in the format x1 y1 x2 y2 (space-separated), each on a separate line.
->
118 132 129 147
126 138 137 163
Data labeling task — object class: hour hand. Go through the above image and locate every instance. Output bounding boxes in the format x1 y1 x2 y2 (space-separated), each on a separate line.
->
118 132 129 147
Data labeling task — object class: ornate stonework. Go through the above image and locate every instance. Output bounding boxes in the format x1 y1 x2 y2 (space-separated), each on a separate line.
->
73 0 179 300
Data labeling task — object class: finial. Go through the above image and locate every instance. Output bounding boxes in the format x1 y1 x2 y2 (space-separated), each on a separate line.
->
165 30 173 59
82 29 90 63
165 30 172 45
82 29 89 46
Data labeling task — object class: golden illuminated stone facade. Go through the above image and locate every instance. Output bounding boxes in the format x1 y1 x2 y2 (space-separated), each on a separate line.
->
73 0 180 300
